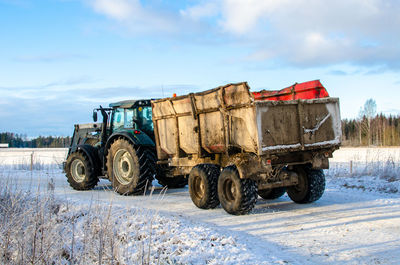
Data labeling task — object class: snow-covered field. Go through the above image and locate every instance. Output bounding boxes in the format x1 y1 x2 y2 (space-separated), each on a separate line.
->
0 147 399 264
0 148 67 170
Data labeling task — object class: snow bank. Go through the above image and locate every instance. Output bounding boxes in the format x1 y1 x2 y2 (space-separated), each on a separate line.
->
0 175 276 265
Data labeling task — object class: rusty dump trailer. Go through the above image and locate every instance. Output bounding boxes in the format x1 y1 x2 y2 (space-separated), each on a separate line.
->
152 82 341 215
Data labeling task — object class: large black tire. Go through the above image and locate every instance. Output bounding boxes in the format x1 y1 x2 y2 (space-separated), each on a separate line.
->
287 166 325 204
106 139 155 195
157 174 188 189
258 187 286 200
218 166 258 215
65 151 99 190
188 164 220 209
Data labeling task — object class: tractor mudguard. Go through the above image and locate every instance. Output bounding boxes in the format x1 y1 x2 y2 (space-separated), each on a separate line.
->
70 144 102 175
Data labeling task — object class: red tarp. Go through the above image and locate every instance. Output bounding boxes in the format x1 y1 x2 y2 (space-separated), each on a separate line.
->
252 80 329 101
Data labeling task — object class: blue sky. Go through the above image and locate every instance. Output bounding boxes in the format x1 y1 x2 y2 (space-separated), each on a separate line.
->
1 0 400 137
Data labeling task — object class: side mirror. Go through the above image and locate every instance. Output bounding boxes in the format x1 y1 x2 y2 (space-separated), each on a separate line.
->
93 111 98 122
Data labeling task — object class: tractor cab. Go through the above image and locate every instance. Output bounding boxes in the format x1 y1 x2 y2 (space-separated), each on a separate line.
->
108 99 154 139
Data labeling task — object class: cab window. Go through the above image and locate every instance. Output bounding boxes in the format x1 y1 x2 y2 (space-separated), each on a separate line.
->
124 109 134 128
139 106 153 131
112 108 124 131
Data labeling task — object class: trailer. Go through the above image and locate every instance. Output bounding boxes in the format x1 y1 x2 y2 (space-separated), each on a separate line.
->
152 81 341 214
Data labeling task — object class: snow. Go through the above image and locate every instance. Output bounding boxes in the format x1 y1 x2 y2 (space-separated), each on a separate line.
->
0 148 67 170
0 147 400 264
262 143 301 151
303 137 340 147
261 137 340 151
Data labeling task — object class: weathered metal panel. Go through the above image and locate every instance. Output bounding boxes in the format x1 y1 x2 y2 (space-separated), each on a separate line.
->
152 82 255 158
156 118 177 155
229 107 258 153
256 103 299 148
178 115 199 154
256 98 341 154
199 111 225 153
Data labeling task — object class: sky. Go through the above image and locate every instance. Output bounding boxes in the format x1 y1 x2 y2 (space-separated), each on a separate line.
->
1 0 400 137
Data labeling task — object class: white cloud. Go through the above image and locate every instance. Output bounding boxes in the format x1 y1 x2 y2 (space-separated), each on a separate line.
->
87 0 179 34
84 0 400 69
219 0 288 34
180 2 219 21
217 0 400 68
89 0 140 21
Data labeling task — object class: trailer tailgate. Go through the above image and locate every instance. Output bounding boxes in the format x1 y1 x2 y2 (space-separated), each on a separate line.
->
256 97 341 155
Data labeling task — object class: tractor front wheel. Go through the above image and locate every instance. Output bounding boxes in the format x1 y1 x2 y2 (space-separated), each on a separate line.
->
65 152 99 190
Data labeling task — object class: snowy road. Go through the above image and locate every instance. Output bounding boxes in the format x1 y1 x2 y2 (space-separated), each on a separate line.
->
5 168 400 265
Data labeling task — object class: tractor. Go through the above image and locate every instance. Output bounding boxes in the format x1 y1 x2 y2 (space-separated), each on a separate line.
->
64 99 187 195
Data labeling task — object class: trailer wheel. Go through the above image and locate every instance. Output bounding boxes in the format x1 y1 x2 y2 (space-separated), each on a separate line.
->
258 187 286 200
106 139 154 195
218 166 258 215
189 164 220 209
287 166 325 204
65 152 99 190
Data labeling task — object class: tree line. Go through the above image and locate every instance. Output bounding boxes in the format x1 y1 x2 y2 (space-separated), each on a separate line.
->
0 132 71 148
342 114 400 146
341 98 400 146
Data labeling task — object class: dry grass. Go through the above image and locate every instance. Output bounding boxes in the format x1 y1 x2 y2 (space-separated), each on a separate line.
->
0 178 169 265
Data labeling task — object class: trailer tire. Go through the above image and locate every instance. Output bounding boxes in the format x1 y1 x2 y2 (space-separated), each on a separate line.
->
65 151 99 190
258 187 286 200
218 166 258 215
106 139 154 195
189 164 220 209
287 166 325 204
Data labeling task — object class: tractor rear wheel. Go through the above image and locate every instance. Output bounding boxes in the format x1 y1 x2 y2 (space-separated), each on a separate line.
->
65 151 99 190
218 166 258 215
189 164 220 209
106 139 155 195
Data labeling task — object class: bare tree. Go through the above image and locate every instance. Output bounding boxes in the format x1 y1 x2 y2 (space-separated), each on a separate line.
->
358 99 377 146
